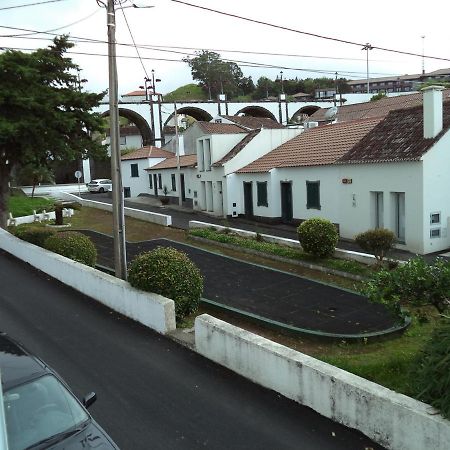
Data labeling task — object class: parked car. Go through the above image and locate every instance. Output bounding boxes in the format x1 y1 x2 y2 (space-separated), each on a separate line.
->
86 179 112 193
0 332 119 449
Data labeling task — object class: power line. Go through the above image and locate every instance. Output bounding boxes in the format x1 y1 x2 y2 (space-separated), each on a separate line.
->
0 26 405 78
0 44 388 79
169 0 450 63
117 0 149 78
0 0 67 11
0 9 100 37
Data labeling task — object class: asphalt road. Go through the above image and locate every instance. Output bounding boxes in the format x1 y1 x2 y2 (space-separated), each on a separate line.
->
0 250 384 450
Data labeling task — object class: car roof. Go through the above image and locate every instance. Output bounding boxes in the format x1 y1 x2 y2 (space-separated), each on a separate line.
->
0 333 48 390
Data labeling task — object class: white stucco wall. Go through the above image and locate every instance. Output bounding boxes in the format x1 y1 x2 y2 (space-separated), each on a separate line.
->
121 157 165 197
148 167 196 201
421 130 450 252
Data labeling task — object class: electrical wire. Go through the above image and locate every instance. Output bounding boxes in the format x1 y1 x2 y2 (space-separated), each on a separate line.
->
0 9 100 37
169 0 450 63
117 0 149 79
0 0 67 11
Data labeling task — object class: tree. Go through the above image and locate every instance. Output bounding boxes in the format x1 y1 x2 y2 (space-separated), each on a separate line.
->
15 164 55 198
183 50 245 99
0 36 106 228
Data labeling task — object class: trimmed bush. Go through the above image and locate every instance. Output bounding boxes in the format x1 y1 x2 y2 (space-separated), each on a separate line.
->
44 231 97 267
128 246 203 321
14 226 55 248
413 318 450 419
355 228 396 263
297 217 338 258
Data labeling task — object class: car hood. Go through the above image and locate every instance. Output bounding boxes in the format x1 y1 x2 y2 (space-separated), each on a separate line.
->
48 421 119 449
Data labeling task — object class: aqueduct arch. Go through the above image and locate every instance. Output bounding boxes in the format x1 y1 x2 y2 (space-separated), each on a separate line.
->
101 108 154 146
235 106 277 121
290 105 321 123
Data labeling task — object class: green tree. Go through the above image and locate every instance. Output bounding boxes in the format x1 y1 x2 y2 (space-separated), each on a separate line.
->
15 163 55 198
183 50 245 99
0 36 106 228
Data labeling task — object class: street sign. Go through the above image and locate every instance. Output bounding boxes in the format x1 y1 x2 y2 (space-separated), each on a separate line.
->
74 170 82 179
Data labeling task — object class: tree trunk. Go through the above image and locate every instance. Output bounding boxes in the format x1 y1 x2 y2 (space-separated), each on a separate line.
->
0 164 10 229
55 207 63 225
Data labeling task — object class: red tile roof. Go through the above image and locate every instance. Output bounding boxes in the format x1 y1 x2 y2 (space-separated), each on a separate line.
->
146 154 197 170
121 146 174 161
338 101 450 164
196 121 247 134
122 90 146 97
106 125 140 137
237 118 381 173
220 115 284 130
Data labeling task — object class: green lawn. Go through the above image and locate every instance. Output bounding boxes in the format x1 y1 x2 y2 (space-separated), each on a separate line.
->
8 196 54 217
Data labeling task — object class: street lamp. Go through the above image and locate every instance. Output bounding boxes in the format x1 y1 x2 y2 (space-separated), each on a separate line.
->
362 43 373 94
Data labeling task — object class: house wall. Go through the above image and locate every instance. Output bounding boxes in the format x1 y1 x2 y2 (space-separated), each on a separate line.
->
422 129 450 253
147 167 197 202
121 157 165 197
223 128 302 176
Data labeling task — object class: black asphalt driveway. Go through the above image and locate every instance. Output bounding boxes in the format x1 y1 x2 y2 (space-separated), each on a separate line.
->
0 250 384 449
83 230 397 336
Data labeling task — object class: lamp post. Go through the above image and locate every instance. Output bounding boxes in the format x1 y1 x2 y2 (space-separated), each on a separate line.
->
362 43 373 94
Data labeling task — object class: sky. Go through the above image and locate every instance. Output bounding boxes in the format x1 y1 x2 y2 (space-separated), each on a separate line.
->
1 0 450 97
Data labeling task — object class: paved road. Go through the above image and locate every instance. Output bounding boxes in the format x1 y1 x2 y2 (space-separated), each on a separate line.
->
0 250 384 449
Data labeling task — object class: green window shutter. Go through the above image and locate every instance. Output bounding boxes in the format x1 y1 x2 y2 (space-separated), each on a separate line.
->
306 181 320 209
131 163 139 177
257 182 268 207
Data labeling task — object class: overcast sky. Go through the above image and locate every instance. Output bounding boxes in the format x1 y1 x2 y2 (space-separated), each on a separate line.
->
1 0 450 97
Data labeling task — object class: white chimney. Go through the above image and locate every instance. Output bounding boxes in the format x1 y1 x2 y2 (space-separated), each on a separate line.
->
422 85 444 138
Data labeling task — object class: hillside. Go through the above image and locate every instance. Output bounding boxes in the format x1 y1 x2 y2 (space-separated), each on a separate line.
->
163 84 207 102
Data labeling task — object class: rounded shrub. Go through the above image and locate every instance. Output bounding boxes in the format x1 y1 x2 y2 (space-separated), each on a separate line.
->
14 226 55 248
297 217 338 258
128 246 203 321
355 228 396 263
413 318 450 419
44 231 97 267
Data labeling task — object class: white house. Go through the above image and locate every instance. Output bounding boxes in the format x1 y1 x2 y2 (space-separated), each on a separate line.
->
145 155 197 205
103 125 144 155
121 146 174 197
233 86 450 255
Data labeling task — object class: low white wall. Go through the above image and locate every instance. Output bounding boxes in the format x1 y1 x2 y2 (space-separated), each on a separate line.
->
195 314 450 450
0 229 176 334
7 209 74 227
64 194 172 226
189 220 377 265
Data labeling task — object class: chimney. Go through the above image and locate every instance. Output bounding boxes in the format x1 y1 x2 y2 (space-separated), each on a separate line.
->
422 85 444 138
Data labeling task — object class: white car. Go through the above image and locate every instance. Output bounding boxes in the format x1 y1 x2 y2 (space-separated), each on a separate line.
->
86 179 112 193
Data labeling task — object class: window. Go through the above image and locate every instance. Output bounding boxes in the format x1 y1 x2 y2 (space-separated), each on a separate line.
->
257 181 268 207
158 174 162 189
392 192 405 243
430 228 441 238
119 136 126 145
149 174 153 189
306 181 320 209
205 138 212 171
430 212 441 225
171 174 176 191
198 140 204 171
131 163 139 178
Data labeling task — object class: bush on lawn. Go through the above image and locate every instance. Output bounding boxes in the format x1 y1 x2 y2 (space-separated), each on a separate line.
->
355 228 396 264
128 246 203 321
297 217 338 258
413 317 450 419
14 226 55 248
44 231 97 267
360 257 450 318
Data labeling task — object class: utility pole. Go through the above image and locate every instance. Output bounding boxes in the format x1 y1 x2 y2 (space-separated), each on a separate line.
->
362 43 373 94
106 0 127 280
174 103 182 206
421 35 426 75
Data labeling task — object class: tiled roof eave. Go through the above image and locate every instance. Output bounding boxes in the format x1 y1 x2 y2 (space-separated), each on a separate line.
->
335 157 422 165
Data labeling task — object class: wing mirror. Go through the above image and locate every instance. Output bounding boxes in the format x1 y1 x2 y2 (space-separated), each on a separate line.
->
82 392 97 409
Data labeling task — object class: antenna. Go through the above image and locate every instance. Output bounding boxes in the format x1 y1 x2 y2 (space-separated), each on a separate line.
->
324 106 338 121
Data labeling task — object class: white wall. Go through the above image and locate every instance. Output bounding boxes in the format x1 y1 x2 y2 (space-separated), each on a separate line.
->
422 130 450 253
0 229 176 334
121 157 165 197
195 314 450 450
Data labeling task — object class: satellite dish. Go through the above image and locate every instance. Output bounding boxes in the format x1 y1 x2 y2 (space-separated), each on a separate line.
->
324 106 338 121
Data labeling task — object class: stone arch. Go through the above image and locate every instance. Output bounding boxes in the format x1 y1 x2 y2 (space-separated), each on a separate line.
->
290 105 321 123
164 106 213 126
101 108 154 146
235 106 277 121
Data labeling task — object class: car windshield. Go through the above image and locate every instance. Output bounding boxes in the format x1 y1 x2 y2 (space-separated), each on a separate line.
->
3 374 89 450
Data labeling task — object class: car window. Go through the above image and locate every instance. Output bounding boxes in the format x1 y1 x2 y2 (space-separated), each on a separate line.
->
101 180 112 184
4 374 89 450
